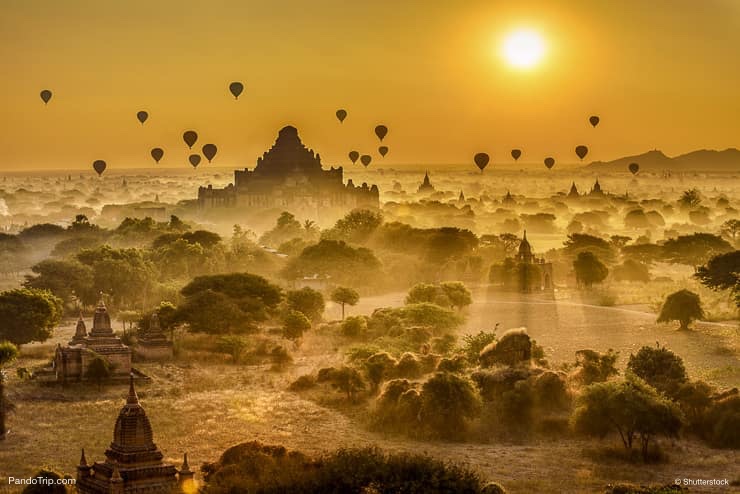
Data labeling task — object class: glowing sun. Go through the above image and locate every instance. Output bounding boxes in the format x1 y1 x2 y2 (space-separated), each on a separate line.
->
502 29 546 69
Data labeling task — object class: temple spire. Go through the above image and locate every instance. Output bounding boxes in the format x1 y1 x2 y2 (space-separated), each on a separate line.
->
79 448 87 467
126 373 139 405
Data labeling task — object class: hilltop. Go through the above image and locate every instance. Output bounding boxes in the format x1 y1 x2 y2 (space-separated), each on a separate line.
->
587 148 740 172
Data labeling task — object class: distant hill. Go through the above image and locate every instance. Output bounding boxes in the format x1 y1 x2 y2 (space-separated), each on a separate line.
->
587 148 740 172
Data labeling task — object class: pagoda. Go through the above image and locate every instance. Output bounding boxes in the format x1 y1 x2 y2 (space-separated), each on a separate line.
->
54 299 132 382
417 171 435 194
135 312 174 360
76 375 194 493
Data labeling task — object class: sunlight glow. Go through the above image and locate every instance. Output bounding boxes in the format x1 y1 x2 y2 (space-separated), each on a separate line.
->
502 29 546 69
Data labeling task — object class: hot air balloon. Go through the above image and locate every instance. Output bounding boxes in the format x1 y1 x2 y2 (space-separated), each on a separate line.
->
589 116 600 128
374 125 388 142
202 144 218 163
629 163 640 175
189 154 201 168
511 149 522 161
40 90 52 105
378 146 388 157
575 145 589 160
348 151 360 164
229 82 244 99
360 155 372 167
544 157 555 169
183 130 198 149
92 160 107 176
474 152 489 172
150 148 164 163
136 111 148 125
336 109 347 123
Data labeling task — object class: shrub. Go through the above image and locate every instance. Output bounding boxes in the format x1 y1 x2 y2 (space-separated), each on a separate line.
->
704 394 740 449
627 344 688 398
479 328 531 367
459 330 497 364
363 352 397 392
283 310 311 341
394 352 423 378
270 345 293 371
419 372 481 439
20 470 68 494
201 442 488 493
341 316 367 338
436 355 467 374
289 374 316 391
286 287 325 322
573 349 619 384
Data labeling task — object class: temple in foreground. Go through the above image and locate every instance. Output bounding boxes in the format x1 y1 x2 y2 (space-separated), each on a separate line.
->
76 376 194 493
198 126 379 219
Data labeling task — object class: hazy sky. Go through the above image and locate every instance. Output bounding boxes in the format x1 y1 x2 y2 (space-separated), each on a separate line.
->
1 0 739 170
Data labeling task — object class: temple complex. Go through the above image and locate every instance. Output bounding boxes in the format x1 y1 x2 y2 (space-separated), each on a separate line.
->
197 126 379 219
76 376 194 493
53 300 132 382
135 312 174 360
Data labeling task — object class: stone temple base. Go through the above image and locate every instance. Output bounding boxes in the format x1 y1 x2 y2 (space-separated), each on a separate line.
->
135 341 174 361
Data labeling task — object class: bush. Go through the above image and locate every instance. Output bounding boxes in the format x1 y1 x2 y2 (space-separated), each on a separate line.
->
286 287 325 322
363 352 397 392
283 310 311 341
627 344 688 398
419 372 481 439
459 330 497 364
289 374 316 391
201 441 488 494
704 394 740 448
573 349 619 384
479 328 531 367
341 316 367 338
270 345 293 371
20 470 68 494
394 352 423 378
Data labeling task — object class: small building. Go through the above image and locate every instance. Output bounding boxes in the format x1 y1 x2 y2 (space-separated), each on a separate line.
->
502 190 515 205
135 312 174 360
589 179 604 196
489 231 554 293
76 376 194 493
54 301 132 382
417 171 435 194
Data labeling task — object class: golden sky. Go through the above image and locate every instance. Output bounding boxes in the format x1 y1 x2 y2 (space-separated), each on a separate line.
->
1 0 739 171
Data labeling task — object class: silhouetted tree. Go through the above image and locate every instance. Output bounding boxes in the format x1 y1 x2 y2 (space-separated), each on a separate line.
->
657 289 704 330
419 372 480 439
283 310 311 342
695 251 740 308
573 252 608 288
627 344 688 398
330 287 360 320
661 233 732 269
572 374 683 461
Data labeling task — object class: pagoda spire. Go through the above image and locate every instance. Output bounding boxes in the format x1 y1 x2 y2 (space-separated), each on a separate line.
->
79 448 88 467
126 373 139 405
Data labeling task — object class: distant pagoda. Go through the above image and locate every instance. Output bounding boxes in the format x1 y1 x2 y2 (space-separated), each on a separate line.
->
417 171 435 194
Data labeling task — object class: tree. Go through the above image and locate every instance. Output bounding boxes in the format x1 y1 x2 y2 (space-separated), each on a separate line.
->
217 335 249 364
85 354 111 390
0 288 63 346
405 282 472 310
330 287 360 320
286 287 325 322
611 259 650 283
657 289 704 330
678 188 702 210
574 349 619 384
326 366 366 401
661 233 733 269
322 209 383 244
419 372 480 439
283 310 311 341
573 252 608 288
564 233 615 263
258 212 304 247
627 344 688 398
179 273 283 333
24 259 95 305
695 251 740 308
282 240 381 287
572 374 684 461
0 341 19 440
720 219 740 247
439 282 473 310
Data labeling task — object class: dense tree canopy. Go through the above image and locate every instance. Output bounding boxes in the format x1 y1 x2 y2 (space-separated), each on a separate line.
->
0 288 63 346
286 287 325 322
661 233 733 268
695 250 740 307
282 240 381 287
657 289 704 330
573 252 608 288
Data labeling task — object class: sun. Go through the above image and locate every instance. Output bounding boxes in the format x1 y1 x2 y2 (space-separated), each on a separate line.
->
502 29 546 69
